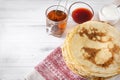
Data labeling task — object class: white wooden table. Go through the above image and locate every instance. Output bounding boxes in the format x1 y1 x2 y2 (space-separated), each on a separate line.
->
0 0 119 80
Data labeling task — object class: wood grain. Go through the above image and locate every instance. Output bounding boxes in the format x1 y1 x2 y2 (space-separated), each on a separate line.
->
0 0 117 80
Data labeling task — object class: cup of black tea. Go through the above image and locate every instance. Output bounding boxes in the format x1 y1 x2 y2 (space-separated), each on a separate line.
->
45 5 68 37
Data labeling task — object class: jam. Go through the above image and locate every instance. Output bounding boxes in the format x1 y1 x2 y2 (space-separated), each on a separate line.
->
72 8 93 24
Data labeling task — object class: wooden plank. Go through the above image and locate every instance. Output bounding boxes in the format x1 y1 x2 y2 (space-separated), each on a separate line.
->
0 67 33 80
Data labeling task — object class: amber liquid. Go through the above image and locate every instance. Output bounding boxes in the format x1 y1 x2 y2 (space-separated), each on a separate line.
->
47 10 67 37
47 10 67 22
72 8 93 24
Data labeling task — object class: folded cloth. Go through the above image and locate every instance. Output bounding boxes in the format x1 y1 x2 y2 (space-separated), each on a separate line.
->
26 47 86 80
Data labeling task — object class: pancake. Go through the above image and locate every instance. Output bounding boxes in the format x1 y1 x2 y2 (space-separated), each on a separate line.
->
62 21 120 79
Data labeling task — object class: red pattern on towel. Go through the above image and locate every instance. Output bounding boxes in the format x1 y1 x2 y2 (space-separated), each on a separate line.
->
35 47 86 80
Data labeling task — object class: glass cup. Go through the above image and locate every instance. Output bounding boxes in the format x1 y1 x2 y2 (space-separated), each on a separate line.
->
69 1 94 24
98 4 120 25
45 5 68 37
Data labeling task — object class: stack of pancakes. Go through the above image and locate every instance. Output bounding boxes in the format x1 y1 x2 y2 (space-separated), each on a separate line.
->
62 21 120 80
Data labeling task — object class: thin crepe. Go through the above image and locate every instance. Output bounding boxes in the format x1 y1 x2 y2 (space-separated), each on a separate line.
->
62 21 120 79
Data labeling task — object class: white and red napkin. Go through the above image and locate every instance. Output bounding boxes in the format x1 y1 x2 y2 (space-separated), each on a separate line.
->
25 47 86 80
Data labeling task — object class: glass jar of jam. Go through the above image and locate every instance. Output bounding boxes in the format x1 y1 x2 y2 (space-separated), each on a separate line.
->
69 1 94 24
